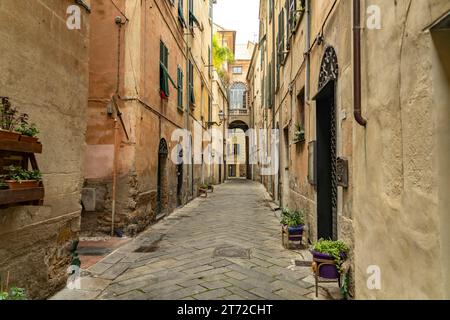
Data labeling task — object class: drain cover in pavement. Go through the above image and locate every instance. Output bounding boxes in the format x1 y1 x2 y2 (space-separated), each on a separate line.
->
213 247 250 259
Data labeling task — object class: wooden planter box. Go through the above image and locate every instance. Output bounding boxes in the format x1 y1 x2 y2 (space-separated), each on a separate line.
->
0 187 44 206
0 130 20 141
5 180 40 190
19 135 39 143
0 139 44 207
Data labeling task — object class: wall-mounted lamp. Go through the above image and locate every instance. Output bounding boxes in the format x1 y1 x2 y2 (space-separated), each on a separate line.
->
206 110 226 128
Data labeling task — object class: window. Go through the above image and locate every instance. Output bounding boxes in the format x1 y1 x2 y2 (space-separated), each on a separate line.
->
276 9 285 92
260 41 265 69
298 88 305 127
188 0 200 28
229 83 247 109
178 0 186 28
288 0 305 34
208 46 212 78
267 61 273 108
160 41 170 98
177 66 184 110
208 95 212 123
188 60 195 106
269 0 274 21
209 0 213 22
233 144 240 156
232 66 243 74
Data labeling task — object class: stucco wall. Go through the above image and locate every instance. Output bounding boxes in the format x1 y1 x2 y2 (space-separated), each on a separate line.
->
354 0 450 299
0 0 89 298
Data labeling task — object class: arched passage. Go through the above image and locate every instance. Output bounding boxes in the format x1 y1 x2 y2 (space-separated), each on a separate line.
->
228 120 250 180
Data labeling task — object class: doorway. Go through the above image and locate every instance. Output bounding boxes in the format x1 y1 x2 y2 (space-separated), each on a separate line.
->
176 147 183 207
316 81 337 240
156 139 168 218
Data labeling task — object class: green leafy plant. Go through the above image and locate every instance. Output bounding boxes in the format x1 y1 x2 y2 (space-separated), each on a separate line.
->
5 165 42 182
0 97 21 131
312 239 349 270
293 123 305 143
213 34 234 84
15 113 39 137
0 272 27 301
340 271 351 300
199 182 212 189
0 178 8 189
0 287 27 300
280 208 305 227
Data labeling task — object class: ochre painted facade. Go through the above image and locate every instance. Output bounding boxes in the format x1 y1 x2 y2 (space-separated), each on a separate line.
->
83 0 215 236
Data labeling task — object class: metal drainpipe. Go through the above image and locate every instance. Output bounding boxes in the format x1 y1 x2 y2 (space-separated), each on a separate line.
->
353 0 367 126
305 0 311 103
111 119 119 236
111 17 123 236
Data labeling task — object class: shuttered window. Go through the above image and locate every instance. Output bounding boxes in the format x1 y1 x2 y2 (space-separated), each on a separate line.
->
160 41 176 99
178 0 186 28
188 0 200 28
177 66 184 110
188 60 195 106
160 41 170 98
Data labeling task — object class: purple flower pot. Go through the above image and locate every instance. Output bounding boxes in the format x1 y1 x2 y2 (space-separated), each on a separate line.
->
311 250 342 279
285 225 304 241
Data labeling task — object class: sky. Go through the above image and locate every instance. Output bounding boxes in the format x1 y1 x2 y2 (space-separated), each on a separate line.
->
213 0 260 44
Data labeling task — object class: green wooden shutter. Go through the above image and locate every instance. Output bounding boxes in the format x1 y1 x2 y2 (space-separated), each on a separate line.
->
189 60 195 106
177 67 184 110
160 41 169 98
178 0 186 27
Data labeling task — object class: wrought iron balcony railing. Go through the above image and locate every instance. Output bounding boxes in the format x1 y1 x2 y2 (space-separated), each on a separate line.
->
229 109 249 116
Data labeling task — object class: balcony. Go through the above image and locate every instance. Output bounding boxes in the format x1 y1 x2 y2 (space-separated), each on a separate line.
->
229 108 249 116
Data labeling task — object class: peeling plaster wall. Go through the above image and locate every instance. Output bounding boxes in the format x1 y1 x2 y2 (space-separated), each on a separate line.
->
354 0 450 299
0 0 89 298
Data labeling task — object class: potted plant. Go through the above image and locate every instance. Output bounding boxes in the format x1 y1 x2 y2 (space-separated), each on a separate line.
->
281 208 305 246
4 165 42 190
310 239 349 280
0 180 8 190
293 123 305 143
0 287 26 300
0 97 21 141
15 113 39 143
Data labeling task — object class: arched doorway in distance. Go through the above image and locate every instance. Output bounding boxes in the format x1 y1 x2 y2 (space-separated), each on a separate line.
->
156 138 168 220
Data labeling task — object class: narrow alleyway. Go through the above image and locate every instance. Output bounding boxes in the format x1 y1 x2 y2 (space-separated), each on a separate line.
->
52 180 337 300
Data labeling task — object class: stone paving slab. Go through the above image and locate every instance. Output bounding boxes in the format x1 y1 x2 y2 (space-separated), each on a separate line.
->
52 180 337 300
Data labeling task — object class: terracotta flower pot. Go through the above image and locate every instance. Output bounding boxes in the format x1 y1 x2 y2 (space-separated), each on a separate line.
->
0 130 20 141
19 135 39 143
5 180 40 190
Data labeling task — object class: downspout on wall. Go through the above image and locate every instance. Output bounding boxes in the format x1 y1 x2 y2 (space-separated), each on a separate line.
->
353 0 367 127
305 0 311 103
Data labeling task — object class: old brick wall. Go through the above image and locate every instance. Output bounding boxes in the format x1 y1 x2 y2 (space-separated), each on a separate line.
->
0 0 89 299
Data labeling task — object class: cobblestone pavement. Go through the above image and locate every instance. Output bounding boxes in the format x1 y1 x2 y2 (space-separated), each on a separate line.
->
52 180 340 300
